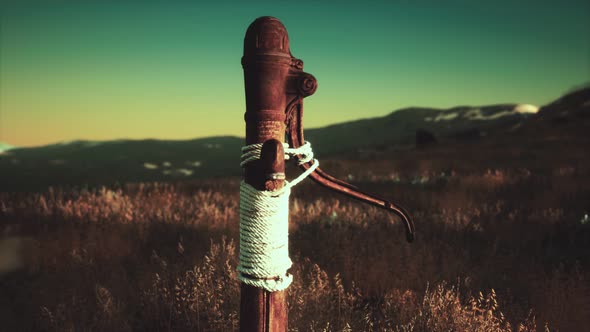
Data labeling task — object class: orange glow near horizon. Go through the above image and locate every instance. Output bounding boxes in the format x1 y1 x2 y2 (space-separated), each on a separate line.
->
1 1 589 147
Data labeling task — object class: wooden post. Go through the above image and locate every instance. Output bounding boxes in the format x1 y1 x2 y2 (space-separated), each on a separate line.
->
240 17 292 332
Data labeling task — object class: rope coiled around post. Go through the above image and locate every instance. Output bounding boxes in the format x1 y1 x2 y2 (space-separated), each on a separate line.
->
238 141 318 292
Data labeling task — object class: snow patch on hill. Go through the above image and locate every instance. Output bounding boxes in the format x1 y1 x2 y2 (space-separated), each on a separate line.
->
143 162 159 170
464 109 515 120
186 161 202 167
425 112 459 122
163 168 193 176
514 104 539 114
425 105 538 123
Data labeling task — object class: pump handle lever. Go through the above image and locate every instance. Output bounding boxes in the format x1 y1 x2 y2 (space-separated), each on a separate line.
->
286 97 415 242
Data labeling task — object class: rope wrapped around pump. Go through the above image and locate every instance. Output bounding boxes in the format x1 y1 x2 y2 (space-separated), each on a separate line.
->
238 141 318 292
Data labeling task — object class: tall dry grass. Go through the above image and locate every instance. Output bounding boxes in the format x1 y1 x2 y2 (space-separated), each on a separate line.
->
1 161 589 331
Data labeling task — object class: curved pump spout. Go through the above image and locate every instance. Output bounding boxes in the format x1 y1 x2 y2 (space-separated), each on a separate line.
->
286 97 415 243
304 162 415 242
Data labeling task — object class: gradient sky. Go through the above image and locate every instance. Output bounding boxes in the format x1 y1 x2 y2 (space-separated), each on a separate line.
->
1 0 589 147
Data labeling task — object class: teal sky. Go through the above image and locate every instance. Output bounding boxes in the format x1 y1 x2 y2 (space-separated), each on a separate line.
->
1 0 589 147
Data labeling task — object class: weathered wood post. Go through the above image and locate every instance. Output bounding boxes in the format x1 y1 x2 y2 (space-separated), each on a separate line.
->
240 16 302 331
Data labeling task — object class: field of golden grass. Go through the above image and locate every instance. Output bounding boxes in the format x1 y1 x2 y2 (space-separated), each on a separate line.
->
1 145 589 331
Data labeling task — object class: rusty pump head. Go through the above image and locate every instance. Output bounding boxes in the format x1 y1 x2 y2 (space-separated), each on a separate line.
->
242 17 414 242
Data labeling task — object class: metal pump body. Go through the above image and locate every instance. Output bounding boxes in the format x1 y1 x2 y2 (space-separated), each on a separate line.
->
243 16 414 242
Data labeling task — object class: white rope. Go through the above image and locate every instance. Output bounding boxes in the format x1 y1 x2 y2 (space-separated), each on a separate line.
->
238 181 292 291
238 141 319 292
240 141 315 168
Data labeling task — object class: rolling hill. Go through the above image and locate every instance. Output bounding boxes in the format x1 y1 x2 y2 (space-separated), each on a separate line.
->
1 87 588 191
305 103 538 154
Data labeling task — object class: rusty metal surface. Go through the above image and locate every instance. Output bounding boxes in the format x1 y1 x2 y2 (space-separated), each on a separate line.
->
240 15 415 331
273 26 415 242
241 17 290 332
239 142 287 332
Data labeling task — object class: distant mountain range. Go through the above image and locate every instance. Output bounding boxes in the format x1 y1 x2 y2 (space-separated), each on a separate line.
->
0 137 242 190
305 103 538 155
1 87 588 191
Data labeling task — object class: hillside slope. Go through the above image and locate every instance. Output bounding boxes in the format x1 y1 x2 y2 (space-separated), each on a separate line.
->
1 88 588 191
306 104 536 155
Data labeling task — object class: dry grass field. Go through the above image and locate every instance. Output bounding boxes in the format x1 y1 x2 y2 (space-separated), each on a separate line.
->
1 135 589 332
